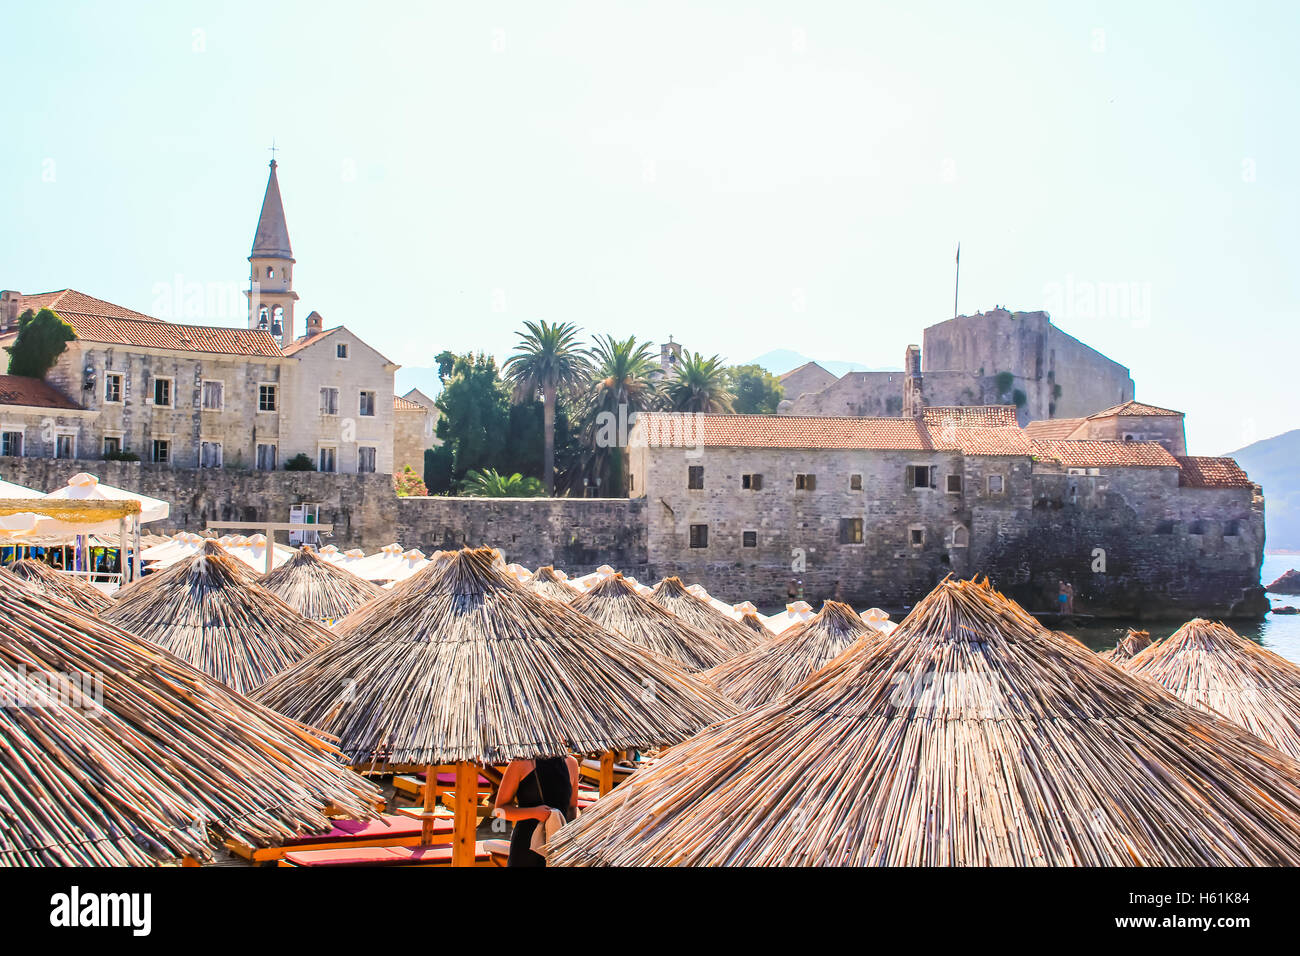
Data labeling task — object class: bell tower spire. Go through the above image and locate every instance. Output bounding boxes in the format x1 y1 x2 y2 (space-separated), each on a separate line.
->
245 154 299 347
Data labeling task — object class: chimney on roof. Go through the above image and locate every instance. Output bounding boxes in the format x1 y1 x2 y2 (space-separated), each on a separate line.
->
305 310 323 336
0 291 20 331
903 344 924 419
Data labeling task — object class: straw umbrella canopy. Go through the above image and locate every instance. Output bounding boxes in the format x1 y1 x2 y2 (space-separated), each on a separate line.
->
259 545 384 623
0 575 377 866
526 564 581 604
571 574 737 672
1122 618 1300 759
699 601 877 710
114 538 259 600
252 547 736 863
4 558 113 615
735 608 769 640
102 549 334 695
549 578 1300 866
1099 629 1153 664
649 577 765 655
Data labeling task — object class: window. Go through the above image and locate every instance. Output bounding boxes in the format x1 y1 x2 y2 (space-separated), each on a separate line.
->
1189 520 1207 536
320 387 339 416
357 446 377 474
850 474 862 491
201 380 224 411
104 373 122 403
359 391 376 417
319 446 337 473
908 465 935 489
741 473 763 490
909 527 925 548
951 525 970 548
1 431 22 457
259 384 278 412
795 473 817 490
687 465 704 489
742 530 757 548
151 439 170 464
1155 519 1176 535
946 474 963 494
266 266 274 279
200 441 223 469
689 524 708 549
628 473 634 492
257 306 269 329
54 435 74 459
987 474 1005 495
153 377 173 407
336 343 349 359
102 436 121 457
839 518 864 544
256 443 277 471
1224 520 1240 537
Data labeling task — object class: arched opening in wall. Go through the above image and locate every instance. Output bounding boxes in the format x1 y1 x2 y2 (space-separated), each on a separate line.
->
257 306 270 329
266 266 275 279
242 506 258 523
951 524 970 548
271 305 284 337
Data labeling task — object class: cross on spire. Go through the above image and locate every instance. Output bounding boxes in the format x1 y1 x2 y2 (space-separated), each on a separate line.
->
268 139 279 167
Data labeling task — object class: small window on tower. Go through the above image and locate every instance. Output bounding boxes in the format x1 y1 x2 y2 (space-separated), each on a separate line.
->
337 343 349 359
266 266 274 279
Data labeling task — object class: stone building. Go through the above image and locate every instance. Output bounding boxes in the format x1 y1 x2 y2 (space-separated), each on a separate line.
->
777 361 838 404
627 406 1264 618
1024 400 1188 455
783 307 1136 426
0 161 416 475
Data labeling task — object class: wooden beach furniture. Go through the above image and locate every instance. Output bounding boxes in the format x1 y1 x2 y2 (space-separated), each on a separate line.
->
278 842 494 867
226 812 453 864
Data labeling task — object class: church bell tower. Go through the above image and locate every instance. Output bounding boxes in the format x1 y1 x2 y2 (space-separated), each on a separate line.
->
245 158 299 346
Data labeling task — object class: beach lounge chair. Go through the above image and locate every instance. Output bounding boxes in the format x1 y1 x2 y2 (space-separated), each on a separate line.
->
226 812 453 864
277 841 494 867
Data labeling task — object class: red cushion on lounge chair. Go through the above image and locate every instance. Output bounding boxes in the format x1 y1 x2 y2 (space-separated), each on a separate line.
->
284 843 490 867
433 772 491 787
283 814 447 846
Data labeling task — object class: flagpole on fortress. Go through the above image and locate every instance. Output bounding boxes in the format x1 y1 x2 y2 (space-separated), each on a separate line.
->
954 242 960 318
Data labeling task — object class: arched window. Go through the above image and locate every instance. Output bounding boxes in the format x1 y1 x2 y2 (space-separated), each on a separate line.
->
951 524 969 548
271 305 284 337
257 306 269 329
265 266 275 279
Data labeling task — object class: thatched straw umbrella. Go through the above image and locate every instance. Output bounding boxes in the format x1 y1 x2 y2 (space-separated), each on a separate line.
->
102 550 334 695
1123 618 1300 759
5 558 113 614
571 574 737 672
252 547 735 864
526 565 580 604
0 575 377 866
699 601 876 710
1100 628 1153 664
259 545 384 624
116 538 258 601
549 578 1300 866
649 577 765 654
735 607 769 640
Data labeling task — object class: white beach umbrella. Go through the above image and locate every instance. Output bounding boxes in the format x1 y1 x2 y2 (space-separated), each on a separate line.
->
763 600 816 634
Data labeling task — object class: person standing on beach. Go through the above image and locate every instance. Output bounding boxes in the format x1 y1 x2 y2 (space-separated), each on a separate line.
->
493 755 579 867
1058 580 1070 615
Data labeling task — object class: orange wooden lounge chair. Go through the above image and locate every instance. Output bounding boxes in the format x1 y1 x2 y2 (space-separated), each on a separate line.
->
226 812 454 864
277 841 494 867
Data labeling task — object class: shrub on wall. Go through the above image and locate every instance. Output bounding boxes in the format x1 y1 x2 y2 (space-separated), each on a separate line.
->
395 465 428 497
284 453 316 471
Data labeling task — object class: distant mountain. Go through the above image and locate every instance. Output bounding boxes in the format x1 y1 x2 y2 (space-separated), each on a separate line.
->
394 367 443 402
1225 429 1300 551
743 349 900 378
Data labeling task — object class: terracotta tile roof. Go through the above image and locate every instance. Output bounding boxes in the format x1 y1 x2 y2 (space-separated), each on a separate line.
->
1023 418 1086 441
922 405 1019 427
1175 456 1254 489
636 413 1030 456
21 289 283 357
394 396 426 412
1087 400 1183 420
281 326 338 356
1030 439 1179 468
0 374 82 410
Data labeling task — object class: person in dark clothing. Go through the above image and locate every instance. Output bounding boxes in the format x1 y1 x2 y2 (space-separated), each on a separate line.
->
493 754 579 867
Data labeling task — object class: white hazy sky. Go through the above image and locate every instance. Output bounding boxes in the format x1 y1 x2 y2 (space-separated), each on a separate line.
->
2 1 1296 454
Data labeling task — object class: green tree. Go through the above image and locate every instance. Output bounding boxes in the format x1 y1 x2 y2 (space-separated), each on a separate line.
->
458 468 545 497
584 334 660 496
502 320 592 496
434 352 511 481
5 308 75 378
724 364 783 414
664 350 734 413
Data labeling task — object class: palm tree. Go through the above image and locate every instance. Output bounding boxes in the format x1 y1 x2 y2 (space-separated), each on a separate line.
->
584 335 660 495
663 350 735 413
458 468 546 497
502 321 592 495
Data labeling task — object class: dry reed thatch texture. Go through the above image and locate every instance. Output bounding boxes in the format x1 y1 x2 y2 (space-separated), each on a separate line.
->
1122 618 1300 760
649 577 766 654
102 551 335 695
4 559 113 615
549 578 1300 866
570 574 738 672
737 610 770 638
259 546 383 622
699 601 878 710
525 565 580 604
114 538 258 602
252 548 736 766
1099 629 1153 664
0 576 378 866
